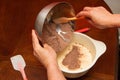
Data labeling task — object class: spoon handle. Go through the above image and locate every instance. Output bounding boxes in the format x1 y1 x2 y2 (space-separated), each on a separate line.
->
67 16 84 21
75 27 90 33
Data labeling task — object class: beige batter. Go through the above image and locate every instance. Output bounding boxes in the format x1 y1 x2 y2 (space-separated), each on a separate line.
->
57 42 92 72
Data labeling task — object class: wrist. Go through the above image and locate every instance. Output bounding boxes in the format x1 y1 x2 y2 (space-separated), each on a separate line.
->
110 14 120 27
46 60 66 80
46 61 59 69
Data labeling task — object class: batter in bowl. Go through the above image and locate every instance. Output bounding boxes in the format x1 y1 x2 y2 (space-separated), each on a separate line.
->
57 42 93 72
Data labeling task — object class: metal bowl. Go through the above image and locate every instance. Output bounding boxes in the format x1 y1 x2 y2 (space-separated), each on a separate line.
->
35 2 75 36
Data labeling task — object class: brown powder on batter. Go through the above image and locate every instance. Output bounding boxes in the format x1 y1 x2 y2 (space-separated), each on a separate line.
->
62 46 82 69
41 22 73 53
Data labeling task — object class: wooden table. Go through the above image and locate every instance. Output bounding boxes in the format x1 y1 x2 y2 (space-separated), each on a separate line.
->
0 0 119 80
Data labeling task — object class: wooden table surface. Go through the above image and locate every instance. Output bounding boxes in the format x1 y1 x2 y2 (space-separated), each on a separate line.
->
0 0 119 80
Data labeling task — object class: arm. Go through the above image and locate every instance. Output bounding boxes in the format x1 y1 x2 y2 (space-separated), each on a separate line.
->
47 62 66 80
32 30 66 80
77 6 120 29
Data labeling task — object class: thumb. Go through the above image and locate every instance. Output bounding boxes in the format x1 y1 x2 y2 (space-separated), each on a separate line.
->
76 11 91 18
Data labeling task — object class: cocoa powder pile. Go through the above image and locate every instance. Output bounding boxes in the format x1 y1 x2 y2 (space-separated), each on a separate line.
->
62 46 82 69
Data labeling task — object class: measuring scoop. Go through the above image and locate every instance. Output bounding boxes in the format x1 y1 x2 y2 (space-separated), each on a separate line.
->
10 55 28 80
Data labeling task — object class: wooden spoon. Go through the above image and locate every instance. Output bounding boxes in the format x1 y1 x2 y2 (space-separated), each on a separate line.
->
53 16 84 24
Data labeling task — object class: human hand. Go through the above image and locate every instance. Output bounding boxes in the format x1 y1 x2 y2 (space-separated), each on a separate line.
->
32 29 57 68
76 6 115 29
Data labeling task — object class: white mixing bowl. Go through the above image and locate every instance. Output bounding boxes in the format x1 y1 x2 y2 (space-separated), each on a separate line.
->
57 32 106 78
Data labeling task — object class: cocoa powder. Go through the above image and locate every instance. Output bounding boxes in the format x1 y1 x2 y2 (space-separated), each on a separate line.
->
41 22 73 52
62 46 82 69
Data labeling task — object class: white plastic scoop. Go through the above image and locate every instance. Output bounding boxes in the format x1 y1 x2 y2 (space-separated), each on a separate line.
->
10 55 28 80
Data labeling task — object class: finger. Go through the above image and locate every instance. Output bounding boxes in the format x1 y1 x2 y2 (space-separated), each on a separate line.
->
32 29 42 50
33 30 44 47
76 7 93 17
77 11 91 18
44 44 55 53
86 19 95 26
44 44 52 50
83 7 92 11
32 29 39 46
86 19 102 29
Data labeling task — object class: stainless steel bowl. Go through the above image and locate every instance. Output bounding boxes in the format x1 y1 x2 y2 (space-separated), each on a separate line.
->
35 2 75 36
